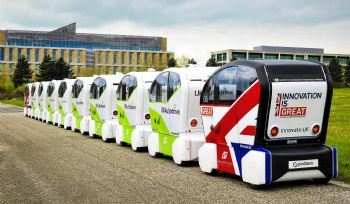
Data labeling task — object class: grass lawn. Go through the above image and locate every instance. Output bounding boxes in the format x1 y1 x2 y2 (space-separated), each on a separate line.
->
327 88 350 182
0 99 25 108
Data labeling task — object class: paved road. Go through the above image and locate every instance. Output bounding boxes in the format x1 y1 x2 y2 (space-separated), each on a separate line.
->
0 104 349 203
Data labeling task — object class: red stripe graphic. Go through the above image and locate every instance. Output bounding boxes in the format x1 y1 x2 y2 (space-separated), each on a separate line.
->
240 125 256 136
205 80 260 144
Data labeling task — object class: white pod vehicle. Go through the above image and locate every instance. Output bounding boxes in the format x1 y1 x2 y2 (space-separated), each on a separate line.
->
89 74 123 141
37 81 49 121
24 83 32 117
116 71 160 151
30 82 39 119
46 80 61 125
199 60 337 186
148 67 218 165
55 79 75 129
71 77 95 134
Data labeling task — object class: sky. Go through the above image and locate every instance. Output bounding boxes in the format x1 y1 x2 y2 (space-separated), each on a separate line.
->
1 0 350 65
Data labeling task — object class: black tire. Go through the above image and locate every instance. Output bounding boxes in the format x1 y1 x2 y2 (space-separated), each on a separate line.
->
313 178 330 184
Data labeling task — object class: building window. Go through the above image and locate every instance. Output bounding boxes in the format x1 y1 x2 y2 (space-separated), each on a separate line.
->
264 54 278 60
98 52 101 64
26 49 31 61
0 47 4 61
144 53 148 64
248 53 263 60
35 49 39 61
77 50 81 63
223 53 227 61
113 66 117 74
121 52 125 64
121 66 125 73
308 55 320 62
129 53 132 65
280 54 293 60
44 49 48 58
232 52 246 60
105 52 109 64
61 50 65 60
211 54 216 60
69 50 73 63
217 53 223 61
337 57 349 64
9 48 13 61
296 55 304 60
18 48 21 60
52 50 56 60
137 52 140 65
9 63 13 71
114 53 117 65
35 64 39 72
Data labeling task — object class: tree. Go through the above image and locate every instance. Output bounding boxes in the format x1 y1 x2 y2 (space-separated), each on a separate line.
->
206 57 218 67
188 58 197 65
12 55 33 88
176 55 191 67
345 60 350 86
167 58 177 67
54 57 74 79
36 55 54 81
36 56 74 81
328 58 343 82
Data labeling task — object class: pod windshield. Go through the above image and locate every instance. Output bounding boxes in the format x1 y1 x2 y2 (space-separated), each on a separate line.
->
72 79 84 98
149 72 180 102
47 82 55 97
58 82 67 97
38 83 44 96
90 77 107 99
117 75 137 100
31 84 36 96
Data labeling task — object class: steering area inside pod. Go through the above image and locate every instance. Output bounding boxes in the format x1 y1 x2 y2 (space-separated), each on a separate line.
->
54 79 76 129
71 77 95 134
29 82 40 119
36 81 50 122
88 73 124 141
24 83 32 117
147 67 219 165
116 71 160 151
198 60 337 186
46 80 62 125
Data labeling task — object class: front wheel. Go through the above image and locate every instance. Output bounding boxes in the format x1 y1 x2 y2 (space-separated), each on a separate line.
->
313 178 330 184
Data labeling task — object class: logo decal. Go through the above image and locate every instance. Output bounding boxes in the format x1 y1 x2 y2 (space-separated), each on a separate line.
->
201 107 213 116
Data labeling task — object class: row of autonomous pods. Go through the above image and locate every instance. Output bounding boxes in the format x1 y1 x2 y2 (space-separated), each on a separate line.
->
71 77 95 134
147 67 218 165
115 70 160 151
198 60 337 186
89 74 124 141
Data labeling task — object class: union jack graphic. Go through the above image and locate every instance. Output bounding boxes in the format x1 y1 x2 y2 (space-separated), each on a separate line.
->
275 93 282 116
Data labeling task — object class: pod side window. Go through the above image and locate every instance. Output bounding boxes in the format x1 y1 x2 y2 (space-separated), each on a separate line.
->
236 65 258 98
58 82 67 97
149 72 169 102
31 84 36 96
98 78 107 98
72 79 84 98
25 85 29 96
47 82 55 97
90 78 100 99
168 72 181 100
38 83 43 96
117 76 129 100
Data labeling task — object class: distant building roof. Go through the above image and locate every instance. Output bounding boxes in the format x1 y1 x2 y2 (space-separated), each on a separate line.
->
253 45 324 54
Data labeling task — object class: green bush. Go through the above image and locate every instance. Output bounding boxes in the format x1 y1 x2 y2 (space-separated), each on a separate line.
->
333 82 349 88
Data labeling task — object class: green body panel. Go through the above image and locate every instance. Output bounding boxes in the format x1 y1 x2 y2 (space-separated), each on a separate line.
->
149 107 170 134
117 104 134 144
30 101 35 111
47 98 54 122
159 133 176 156
90 103 103 136
38 103 43 112
123 126 134 144
58 101 65 125
72 102 82 130
149 107 176 156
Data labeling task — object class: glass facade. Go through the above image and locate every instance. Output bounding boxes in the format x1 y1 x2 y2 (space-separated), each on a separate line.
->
35 49 39 61
337 57 349 64
52 49 56 60
113 53 117 65
69 50 73 62
9 48 13 61
280 54 293 60
232 52 246 60
26 49 30 61
5 23 163 51
0 47 4 61
248 53 262 60
264 53 278 60
308 55 321 62
296 55 304 60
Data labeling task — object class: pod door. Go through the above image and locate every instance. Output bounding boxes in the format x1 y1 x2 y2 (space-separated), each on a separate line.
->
47 82 56 122
167 72 182 135
72 79 84 129
90 77 107 135
201 66 238 174
38 83 44 112
117 75 138 143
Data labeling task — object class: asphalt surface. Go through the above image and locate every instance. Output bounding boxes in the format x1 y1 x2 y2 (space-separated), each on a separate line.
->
0 103 350 203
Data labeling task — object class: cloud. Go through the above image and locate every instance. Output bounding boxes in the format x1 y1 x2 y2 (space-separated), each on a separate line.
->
1 0 350 65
